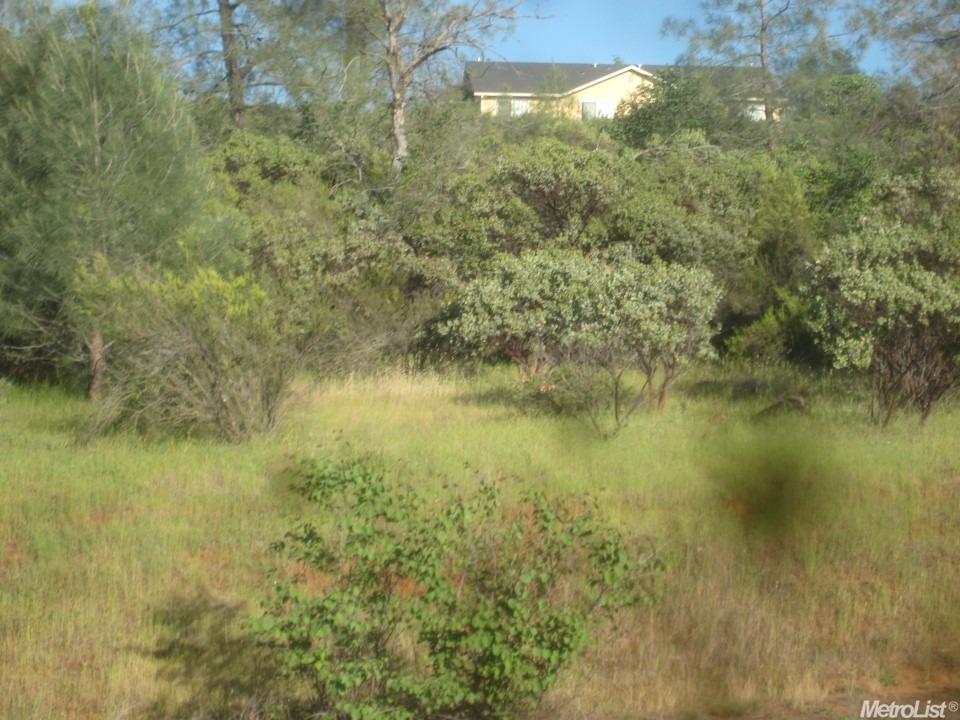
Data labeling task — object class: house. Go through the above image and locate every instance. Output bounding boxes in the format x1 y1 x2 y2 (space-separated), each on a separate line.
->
462 61 775 121
463 61 656 120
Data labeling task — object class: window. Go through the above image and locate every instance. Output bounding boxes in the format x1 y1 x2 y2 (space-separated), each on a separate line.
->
511 99 530 116
497 97 511 117
581 100 615 120
745 103 767 121
595 100 616 118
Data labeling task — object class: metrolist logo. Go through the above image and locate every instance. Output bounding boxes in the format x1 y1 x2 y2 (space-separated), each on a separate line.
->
860 700 960 719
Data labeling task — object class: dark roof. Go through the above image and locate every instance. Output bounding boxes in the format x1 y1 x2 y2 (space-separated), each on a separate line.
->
463 61 640 95
463 61 766 98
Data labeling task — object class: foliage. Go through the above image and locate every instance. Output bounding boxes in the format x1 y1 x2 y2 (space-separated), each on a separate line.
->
428 251 721 422
409 132 763 309
494 138 624 245
211 130 322 198
257 457 657 719
858 0 960 110
872 168 960 234
750 160 818 292
409 138 626 282
406 165 541 282
808 220 960 425
663 0 839 135
211 130 432 372
74 261 310 440
560 260 722 418
726 288 822 366
0 4 223 381
427 250 599 379
613 68 758 149
624 132 763 303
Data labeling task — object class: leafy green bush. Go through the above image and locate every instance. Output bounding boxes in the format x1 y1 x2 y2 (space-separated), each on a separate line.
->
809 220 960 425
75 262 312 440
257 458 658 720
726 289 823 366
426 250 598 380
408 139 625 282
569 260 721 410
429 251 721 419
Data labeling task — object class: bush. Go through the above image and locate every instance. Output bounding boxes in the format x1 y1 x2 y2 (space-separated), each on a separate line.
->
429 252 720 433
612 68 757 149
426 250 598 380
726 288 823 366
809 221 960 425
75 262 311 440
568 261 721 410
256 458 658 720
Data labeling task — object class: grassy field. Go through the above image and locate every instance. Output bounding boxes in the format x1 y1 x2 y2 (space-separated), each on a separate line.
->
2 366 960 719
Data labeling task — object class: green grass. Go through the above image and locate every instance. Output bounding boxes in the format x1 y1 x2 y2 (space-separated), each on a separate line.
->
2 366 960 718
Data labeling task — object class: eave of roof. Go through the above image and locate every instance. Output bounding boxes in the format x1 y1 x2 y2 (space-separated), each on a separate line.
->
466 63 654 98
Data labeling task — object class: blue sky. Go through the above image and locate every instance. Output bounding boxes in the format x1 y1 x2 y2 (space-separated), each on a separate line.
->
482 0 893 73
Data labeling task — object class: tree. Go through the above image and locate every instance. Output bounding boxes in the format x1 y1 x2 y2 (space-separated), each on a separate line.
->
348 0 522 174
858 0 960 108
143 0 261 127
142 0 339 130
407 137 628 284
613 68 758 148
430 250 599 380
808 219 960 426
569 260 721 411
664 0 839 138
0 4 220 391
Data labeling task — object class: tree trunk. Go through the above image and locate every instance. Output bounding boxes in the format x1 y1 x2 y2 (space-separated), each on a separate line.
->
757 0 780 155
390 95 408 175
88 331 105 402
218 0 245 127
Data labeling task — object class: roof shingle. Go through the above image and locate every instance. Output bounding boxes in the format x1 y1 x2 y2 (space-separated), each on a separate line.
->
463 61 638 95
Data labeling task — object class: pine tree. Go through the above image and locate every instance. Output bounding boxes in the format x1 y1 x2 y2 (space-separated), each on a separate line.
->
0 3 215 390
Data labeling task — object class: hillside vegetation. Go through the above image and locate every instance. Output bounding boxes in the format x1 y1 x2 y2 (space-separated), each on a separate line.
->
2 368 960 718
3 0 960 717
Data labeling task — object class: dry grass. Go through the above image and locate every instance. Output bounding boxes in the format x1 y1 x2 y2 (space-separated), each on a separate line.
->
2 365 960 719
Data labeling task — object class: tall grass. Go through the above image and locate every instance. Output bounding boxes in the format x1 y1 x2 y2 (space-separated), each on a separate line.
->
2 365 959 718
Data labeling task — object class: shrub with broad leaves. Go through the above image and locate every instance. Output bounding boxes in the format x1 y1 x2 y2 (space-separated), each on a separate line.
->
808 220 960 425
427 251 720 432
256 458 660 720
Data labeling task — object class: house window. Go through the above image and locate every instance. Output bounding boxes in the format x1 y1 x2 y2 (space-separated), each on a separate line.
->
745 102 767 121
511 99 530 116
581 100 615 120
496 98 530 117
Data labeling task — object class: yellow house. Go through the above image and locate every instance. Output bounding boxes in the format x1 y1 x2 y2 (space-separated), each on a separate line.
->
463 62 657 120
463 61 777 121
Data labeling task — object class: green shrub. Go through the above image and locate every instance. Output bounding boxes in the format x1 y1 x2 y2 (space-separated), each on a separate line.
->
426 250 598 380
256 458 658 720
75 262 311 440
808 220 960 425
429 251 720 397
726 289 823 366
